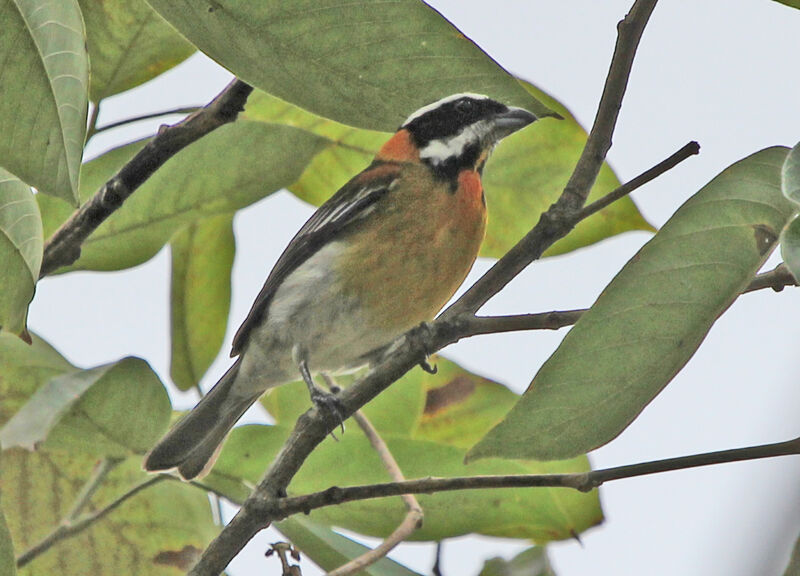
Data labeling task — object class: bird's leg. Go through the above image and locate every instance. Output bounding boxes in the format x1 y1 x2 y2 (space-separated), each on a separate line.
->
293 345 345 434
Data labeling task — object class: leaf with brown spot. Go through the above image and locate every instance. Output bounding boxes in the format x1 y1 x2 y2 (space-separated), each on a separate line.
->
423 375 476 415
152 545 202 570
415 358 521 449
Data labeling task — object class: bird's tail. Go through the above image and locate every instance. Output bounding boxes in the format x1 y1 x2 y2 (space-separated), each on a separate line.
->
144 360 261 479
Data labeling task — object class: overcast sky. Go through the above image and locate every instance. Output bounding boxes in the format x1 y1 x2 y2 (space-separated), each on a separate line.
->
28 1 800 575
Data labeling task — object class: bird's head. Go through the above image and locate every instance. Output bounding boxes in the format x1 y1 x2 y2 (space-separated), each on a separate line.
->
378 94 537 178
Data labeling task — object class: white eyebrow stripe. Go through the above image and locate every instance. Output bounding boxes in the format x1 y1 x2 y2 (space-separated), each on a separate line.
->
402 93 490 126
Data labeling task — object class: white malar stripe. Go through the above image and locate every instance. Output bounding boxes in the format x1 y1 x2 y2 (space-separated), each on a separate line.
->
402 93 489 126
419 120 490 165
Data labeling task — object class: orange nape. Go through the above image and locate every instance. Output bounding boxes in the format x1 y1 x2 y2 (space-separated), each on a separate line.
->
376 129 420 162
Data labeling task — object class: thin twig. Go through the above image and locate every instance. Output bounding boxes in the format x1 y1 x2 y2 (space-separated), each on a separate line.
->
40 79 253 277
322 389 423 576
460 258 796 337
64 457 122 520
253 435 800 519
16 476 166 568
577 141 700 220
186 4 660 574
432 541 443 576
92 106 202 136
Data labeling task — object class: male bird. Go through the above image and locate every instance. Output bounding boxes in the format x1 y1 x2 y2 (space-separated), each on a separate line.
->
144 94 537 479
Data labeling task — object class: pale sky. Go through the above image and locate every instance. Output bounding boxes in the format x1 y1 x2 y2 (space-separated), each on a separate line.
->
28 1 800 574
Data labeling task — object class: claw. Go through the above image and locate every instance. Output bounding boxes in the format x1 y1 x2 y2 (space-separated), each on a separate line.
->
295 348 345 436
419 358 438 374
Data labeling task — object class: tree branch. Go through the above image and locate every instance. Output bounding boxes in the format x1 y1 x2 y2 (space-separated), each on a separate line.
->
40 79 253 277
578 140 699 221
186 3 660 574
16 476 166 568
743 263 797 293
256 434 800 518
441 0 659 319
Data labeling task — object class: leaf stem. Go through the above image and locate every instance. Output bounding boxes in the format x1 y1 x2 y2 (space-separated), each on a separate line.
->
86 102 102 141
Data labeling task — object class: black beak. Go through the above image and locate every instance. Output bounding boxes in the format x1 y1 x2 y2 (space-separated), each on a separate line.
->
491 106 538 141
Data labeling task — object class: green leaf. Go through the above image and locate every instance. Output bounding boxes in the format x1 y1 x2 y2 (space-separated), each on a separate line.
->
485 81 653 258
79 0 195 101
3 451 216 575
0 0 88 204
39 121 327 272
1 357 170 457
478 547 555 576
209 425 602 543
773 0 800 9
781 215 800 282
0 494 14 576
782 140 800 205
244 89 651 259
0 332 75 427
144 0 554 131
170 216 234 390
276 516 424 576
469 147 796 462
0 170 43 341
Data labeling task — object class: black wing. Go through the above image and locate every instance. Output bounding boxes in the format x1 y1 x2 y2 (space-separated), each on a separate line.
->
230 161 401 356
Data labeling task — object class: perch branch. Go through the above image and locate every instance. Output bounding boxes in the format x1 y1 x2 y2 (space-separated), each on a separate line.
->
40 79 253 277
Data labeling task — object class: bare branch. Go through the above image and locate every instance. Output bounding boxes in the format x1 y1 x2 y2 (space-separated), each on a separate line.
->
40 79 253 277
261 435 800 518
578 140 700 221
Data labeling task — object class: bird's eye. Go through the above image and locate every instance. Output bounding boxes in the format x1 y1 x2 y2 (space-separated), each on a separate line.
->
454 99 473 115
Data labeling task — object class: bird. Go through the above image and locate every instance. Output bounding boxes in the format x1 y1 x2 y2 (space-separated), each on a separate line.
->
144 93 538 479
